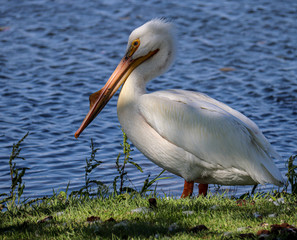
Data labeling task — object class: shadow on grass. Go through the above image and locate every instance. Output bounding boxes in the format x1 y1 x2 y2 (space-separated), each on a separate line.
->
1 219 219 239
2 196 287 239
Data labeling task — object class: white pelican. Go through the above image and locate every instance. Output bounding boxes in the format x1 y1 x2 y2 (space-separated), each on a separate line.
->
75 19 284 197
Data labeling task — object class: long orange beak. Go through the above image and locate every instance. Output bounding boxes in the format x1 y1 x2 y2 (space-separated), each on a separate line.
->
74 48 159 138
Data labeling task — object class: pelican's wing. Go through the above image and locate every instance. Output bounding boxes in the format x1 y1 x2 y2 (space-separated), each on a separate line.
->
138 89 283 186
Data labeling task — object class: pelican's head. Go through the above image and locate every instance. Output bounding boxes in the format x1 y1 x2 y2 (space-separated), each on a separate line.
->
75 19 176 138
126 19 176 80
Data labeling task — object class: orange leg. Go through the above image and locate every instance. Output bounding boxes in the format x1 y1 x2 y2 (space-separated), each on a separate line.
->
181 180 194 198
198 183 208 196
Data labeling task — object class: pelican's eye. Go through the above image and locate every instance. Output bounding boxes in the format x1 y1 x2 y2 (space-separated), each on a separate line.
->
132 39 140 47
126 38 140 58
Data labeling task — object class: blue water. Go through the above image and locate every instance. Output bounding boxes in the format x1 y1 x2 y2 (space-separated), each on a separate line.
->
1 0 296 198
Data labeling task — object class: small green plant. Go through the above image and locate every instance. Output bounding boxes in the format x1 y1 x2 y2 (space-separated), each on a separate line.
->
139 169 168 196
113 128 143 194
72 139 107 197
113 128 168 196
0 132 29 212
284 154 297 195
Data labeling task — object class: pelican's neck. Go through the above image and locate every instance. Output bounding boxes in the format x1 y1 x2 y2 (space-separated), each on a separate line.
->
117 71 149 131
118 71 147 110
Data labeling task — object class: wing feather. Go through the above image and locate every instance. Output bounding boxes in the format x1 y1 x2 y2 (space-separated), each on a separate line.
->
138 89 283 185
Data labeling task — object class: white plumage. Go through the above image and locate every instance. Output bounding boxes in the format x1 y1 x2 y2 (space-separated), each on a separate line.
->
75 19 284 196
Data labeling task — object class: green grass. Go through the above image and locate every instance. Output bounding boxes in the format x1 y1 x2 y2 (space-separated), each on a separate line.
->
1 192 297 239
1 132 297 239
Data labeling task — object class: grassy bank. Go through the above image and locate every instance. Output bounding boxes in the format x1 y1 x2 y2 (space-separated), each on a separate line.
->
1 133 297 239
1 192 297 239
